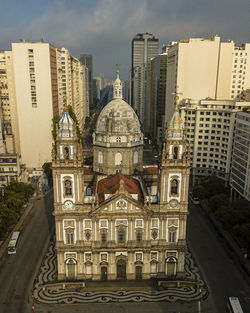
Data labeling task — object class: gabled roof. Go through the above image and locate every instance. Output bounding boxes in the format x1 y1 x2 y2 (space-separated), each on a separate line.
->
97 173 144 204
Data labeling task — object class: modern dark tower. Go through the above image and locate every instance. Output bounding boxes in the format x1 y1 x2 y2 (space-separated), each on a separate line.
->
80 54 93 112
131 33 159 122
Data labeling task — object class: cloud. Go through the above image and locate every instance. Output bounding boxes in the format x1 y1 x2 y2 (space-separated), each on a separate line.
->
0 0 250 79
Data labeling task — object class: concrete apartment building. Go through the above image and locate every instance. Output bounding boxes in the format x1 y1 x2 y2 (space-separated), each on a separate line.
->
165 36 250 126
180 99 250 182
131 33 159 124
230 110 250 201
0 41 89 172
12 41 59 170
0 50 20 154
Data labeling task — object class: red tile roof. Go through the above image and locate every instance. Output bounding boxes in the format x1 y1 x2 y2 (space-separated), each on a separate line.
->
83 167 93 175
97 173 144 204
143 166 158 174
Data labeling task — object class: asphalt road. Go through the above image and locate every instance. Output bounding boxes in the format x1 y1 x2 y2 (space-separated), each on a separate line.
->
0 190 54 313
187 199 250 313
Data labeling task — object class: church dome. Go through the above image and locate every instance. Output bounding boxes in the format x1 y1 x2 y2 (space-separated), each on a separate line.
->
95 69 142 139
95 99 141 135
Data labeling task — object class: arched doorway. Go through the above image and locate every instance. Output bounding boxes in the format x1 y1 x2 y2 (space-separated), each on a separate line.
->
66 259 76 279
101 266 108 280
117 259 126 279
166 257 177 277
135 266 142 280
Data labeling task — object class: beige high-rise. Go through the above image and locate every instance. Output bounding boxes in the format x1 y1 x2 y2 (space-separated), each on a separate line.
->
165 36 250 126
0 41 89 171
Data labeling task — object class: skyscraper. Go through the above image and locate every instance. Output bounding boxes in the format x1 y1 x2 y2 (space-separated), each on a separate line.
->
131 33 159 125
80 54 93 112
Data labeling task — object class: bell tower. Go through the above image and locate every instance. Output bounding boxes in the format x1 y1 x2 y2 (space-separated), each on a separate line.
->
52 110 84 210
159 103 190 278
159 104 190 207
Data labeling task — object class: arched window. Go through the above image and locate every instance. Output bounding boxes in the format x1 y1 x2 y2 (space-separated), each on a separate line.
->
173 147 178 159
170 179 178 195
98 151 103 164
64 179 72 196
115 153 122 166
133 151 139 164
64 147 69 160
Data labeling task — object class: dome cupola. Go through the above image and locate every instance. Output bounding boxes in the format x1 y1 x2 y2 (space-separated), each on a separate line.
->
58 109 75 138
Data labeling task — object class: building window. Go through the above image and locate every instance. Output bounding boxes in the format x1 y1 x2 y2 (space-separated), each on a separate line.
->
66 231 74 245
101 231 107 245
133 151 139 164
118 229 126 244
116 137 121 143
85 230 91 241
115 152 122 166
170 179 178 195
136 231 142 244
98 151 103 164
169 231 176 243
173 146 178 159
64 147 69 160
64 179 72 195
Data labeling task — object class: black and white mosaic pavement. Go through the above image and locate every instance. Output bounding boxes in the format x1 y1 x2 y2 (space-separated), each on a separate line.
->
32 242 208 304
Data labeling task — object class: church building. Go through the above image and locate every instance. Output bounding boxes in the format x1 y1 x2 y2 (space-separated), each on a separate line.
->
52 70 191 280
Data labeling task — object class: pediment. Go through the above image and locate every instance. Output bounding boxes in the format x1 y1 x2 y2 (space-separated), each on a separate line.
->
91 193 152 216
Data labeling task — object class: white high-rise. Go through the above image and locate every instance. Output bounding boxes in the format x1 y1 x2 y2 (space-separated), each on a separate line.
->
165 36 250 126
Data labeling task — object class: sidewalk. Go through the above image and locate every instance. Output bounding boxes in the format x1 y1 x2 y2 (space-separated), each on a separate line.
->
200 199 250 279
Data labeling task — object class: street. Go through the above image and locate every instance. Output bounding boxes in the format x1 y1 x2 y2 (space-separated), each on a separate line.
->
0 190 54 313
187 199 250 313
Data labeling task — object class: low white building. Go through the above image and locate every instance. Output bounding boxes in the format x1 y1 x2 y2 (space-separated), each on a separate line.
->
180 99 250 182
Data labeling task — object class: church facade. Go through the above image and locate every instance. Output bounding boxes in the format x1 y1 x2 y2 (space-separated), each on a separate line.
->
52 71 190 281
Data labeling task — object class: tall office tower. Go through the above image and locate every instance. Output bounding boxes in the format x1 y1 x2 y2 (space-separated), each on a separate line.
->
180 99 250 182
144 49 168 143
131 33 159 124
165 35 250 127
230 110 250 201
12 41 59 170
80 54 93 112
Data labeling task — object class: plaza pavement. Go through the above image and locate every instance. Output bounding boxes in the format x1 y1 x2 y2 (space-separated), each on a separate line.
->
32 241 208 304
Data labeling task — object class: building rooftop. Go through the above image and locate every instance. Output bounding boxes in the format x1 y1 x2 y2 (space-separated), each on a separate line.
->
97 173 144 203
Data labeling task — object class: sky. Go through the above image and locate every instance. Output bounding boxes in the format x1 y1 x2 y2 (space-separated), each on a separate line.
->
1 0 250 80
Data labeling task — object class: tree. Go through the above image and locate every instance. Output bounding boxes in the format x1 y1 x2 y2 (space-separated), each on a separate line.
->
0 202 18 235
192 184 209 199
42 162 53 187
208 194 228 212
